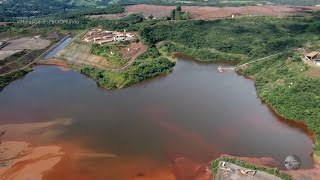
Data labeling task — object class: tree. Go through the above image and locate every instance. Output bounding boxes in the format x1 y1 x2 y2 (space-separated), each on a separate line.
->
176 5 182 12
170 9 175 20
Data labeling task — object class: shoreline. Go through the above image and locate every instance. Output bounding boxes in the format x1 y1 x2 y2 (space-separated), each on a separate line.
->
1 55 318 179
236 68 320 178
237 70 316 143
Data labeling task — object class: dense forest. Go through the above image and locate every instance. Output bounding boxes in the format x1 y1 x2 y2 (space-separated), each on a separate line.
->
140 16 320 61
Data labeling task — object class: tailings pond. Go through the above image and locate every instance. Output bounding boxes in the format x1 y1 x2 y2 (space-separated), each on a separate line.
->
0 56 314 179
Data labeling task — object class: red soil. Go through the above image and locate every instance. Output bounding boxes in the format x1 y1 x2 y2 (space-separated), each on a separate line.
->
121 42 143 59
126 4 320 19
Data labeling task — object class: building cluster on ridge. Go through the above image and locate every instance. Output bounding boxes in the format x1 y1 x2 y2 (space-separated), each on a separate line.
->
83 28 136 45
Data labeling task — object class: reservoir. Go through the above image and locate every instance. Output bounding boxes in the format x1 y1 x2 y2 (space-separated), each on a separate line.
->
0 56 314 179
44 37 73 60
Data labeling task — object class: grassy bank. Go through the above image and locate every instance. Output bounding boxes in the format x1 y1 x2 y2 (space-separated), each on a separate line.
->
81 56 175 89
0 67 33 90
211 157 292 180
238 53 320 157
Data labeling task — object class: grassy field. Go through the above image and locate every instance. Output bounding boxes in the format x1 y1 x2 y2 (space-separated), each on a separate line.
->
56 41 129 69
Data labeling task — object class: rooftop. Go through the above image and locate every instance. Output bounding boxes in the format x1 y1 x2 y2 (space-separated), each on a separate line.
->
306 51 319 58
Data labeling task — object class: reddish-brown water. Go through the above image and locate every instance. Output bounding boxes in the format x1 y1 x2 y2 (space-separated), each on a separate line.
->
0 57 314 179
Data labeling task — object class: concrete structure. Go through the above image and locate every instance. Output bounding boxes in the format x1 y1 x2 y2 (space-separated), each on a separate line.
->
83 28 136 45
215 161 282 180
306 51 320 66
306 51 319 60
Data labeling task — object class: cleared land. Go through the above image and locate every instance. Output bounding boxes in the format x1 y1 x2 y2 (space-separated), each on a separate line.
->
215 162 282 180
56 42 109 69
0 37 53 75
305 66 320 78
1 37 51 51
126 4 320 19
0 50 20 60
56 33 147 70
86 13 133 20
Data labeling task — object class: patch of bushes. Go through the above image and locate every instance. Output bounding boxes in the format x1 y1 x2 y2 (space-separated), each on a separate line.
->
157 41 245 61
0 67 32 90
81 57 175 89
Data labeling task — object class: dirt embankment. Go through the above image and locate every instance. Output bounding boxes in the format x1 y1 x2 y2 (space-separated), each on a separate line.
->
126 4 320 19
54 32 147 71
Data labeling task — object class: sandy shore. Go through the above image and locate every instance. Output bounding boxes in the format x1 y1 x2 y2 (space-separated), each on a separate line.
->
0 141 64 180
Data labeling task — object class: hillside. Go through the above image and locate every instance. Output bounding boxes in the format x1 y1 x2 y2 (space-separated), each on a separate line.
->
1 0 320 20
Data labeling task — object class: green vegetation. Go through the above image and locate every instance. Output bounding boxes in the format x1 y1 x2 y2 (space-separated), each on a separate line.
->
59 5 125 19
0 68 32 90
90 44 128 67
238 52 320 156
157 41 245 61
81 56 175 89
170 6 191 20
35 13 144 31
0 49 48 75
0 50 29 66
2 0 320 21
140 17 320 61
211 157 292 180
0 1 130 20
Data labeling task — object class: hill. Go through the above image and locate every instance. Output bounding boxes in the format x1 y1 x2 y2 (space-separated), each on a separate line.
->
1 0 320 20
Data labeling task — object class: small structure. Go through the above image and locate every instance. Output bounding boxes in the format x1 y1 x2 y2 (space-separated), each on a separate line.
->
306 51 320 66
114 34 126 41
33 35 41 39
306 51 319 60
0 41 7 49
315 59 320 66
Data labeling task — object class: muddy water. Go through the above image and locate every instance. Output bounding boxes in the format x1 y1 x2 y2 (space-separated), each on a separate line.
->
0 56 314 179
